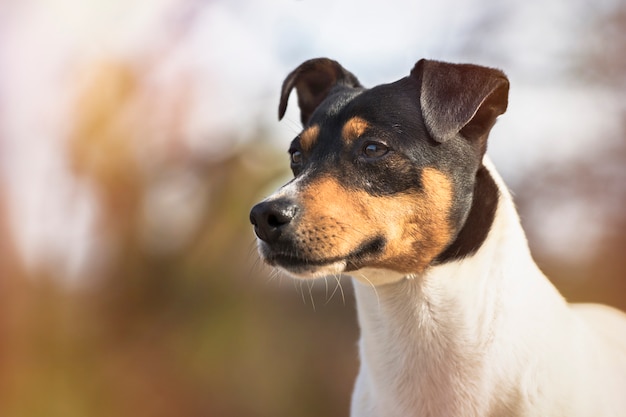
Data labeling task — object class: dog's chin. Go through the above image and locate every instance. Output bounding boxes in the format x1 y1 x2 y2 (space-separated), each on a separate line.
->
258 236 386 280
277 260 348 279
258 250 348 279
264 255 409 286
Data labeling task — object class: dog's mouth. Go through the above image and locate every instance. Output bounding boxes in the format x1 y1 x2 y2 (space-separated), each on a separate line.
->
261 236 386 277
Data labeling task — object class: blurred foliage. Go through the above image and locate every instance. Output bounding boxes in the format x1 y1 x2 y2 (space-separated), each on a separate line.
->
514 0 626 311
515 115 626 311
0 2 625 416
0 59 358 417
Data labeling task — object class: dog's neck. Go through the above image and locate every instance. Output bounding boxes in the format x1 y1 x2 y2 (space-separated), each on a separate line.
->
351 158 550 416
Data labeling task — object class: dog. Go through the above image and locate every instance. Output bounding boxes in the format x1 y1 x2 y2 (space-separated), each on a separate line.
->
249 58 626 417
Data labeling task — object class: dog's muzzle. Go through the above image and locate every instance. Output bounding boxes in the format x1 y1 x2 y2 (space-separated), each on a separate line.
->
249 197 387 278
250 197 323 275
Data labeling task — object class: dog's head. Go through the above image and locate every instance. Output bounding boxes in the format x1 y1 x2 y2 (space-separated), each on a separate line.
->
250 58 508 284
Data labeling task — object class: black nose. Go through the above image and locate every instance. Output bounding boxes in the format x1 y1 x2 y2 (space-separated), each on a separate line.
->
249 199 299 243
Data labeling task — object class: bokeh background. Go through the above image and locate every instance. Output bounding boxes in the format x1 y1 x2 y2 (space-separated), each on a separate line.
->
0 0 625 416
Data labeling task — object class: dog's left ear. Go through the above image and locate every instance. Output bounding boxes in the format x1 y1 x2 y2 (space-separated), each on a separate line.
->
279 58 362 125
411 59 509 148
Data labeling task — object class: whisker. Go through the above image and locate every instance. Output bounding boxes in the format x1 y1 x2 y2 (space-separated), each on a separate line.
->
245 239 263 278
246 238 258 255
357 272 380 310
324 275 329 301
333 222 370 239
266 267 283 285
326 274 346 305
284 117 302 134
337 274 346 305
307 280 317 312
297 280 307 305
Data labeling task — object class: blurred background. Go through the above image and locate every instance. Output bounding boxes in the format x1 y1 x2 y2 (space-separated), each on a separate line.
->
0 0 624 416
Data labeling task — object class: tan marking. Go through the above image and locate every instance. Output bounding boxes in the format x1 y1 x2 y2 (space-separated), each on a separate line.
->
295 167 453 279
341 117 370 142
300 125 320 151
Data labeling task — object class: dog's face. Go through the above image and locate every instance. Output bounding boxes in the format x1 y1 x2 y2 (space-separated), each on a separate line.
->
250 58 508 284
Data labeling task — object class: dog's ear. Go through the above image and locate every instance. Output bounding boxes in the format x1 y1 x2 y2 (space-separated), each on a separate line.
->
279 58 362 125
411 59 509 148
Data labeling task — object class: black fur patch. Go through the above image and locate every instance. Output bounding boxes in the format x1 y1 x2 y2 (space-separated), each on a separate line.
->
436 165 499 263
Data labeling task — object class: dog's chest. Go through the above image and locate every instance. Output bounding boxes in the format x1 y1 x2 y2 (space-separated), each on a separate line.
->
353 279 497 417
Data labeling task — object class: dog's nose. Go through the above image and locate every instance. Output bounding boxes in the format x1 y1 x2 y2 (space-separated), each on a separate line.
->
249 199 299 243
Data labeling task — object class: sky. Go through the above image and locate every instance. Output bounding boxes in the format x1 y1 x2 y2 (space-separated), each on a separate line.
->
0 0 623 278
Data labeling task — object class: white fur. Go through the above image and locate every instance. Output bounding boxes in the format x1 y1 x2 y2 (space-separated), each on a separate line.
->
349 157 626 417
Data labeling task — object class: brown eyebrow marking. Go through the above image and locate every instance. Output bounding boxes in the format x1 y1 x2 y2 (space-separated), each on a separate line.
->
341 117 369 143
300 124 320 151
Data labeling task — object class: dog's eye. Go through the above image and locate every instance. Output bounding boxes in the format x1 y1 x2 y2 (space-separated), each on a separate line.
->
363 142 389 159
290 149 303 165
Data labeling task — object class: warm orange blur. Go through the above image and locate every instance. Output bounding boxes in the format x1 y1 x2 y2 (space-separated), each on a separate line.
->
0 2 624 417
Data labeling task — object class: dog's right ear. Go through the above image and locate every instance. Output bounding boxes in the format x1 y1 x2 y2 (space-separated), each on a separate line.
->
279 58 362 126
410 59 509 150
